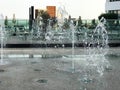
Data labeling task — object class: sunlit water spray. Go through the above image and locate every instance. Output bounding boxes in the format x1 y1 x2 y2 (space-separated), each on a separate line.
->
0 14 7 65
70 20 76 73
0 14 4 64
77 17 110 90
54 18 110 90
83 17 110 75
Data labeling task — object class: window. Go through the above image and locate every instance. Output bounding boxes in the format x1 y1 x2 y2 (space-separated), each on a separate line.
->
118 10 120 14
114 10 118 14
108 10 114 13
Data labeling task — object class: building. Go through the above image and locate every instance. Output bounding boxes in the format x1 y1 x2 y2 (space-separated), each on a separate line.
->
34 6 56 19
35 9 38 19
29 6 34 30
46 6 56 18
105 0 120 18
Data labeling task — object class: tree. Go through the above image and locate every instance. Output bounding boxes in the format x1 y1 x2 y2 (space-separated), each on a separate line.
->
98 13 118 20
77 16 82 27
39 10 50 25
4 16 8 27
98 13 118 30
37 10 50 40
12 14 16 26
39 10 50 32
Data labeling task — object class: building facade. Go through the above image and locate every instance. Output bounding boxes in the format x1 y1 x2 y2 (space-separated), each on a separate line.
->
105 0 120 18
46 6 56 18
29 6 34 30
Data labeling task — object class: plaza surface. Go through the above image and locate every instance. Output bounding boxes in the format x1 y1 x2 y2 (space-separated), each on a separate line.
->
0 47 120 90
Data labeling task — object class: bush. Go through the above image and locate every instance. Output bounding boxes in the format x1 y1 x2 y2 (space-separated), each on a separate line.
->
98 13 118 20
98 13 119 30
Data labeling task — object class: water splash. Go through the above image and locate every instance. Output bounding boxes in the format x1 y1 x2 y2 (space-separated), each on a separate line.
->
57 3 68 28
0 14 8 65
93 17 108 49
83 17 110 75
0 14 4 64
70 20 76 73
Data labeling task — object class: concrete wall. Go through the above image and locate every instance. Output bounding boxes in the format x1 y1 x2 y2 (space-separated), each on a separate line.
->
105 1 120 11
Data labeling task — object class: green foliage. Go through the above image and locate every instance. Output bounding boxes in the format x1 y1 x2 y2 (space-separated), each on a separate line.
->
39 10 50 24
77 16 82 26
98 13 119 30
98 13 118 20
4 19 8 26
41 11 50 20
62 18 68 29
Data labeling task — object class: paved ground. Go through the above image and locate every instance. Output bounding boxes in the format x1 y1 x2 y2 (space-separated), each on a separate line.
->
0 48 120 90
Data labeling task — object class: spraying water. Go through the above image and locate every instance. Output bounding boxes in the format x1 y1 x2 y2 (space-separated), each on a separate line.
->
57 3 68 29
0 14 8 65
83 17 109 74
0 14 4 64
70 20 75 73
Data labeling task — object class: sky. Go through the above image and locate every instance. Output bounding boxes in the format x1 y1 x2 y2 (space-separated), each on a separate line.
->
0 0 106 19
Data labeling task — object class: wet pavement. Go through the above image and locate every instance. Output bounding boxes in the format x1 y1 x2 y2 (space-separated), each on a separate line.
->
0 48 120 90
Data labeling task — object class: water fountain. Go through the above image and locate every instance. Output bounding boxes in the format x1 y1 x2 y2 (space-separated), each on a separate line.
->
57 3 68 29
0 2 120 90
0 14 7 65
23 5 113 89
51 17 111 90
77 17 110 89
0 14 5 64
0 13 120 90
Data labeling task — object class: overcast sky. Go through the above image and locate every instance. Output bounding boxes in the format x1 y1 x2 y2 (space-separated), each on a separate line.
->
0 0 106 19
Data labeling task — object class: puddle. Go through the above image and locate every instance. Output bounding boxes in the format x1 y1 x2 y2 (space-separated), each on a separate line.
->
34 69 41 72
36 79 48 84
0 69 5 72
